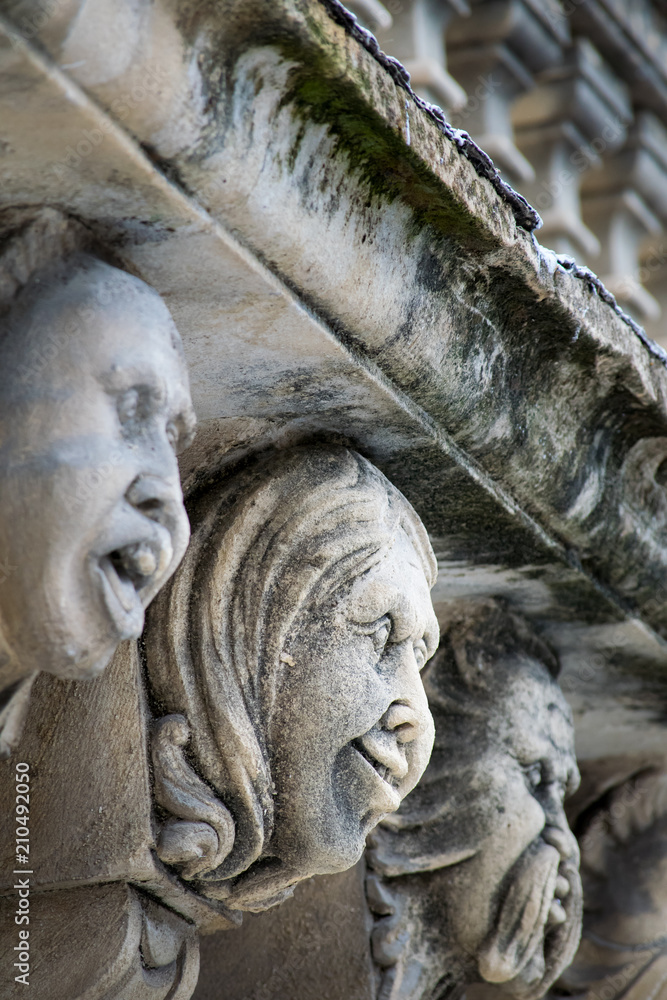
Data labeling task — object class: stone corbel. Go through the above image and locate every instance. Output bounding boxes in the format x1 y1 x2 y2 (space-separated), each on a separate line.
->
0 206 195 756
0 445 442 999
0 641 235 1000
145 445 440 914
0 882 200 1000
366 599 583 1000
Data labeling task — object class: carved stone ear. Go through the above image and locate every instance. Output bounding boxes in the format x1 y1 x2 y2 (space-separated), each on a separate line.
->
151 715 235 880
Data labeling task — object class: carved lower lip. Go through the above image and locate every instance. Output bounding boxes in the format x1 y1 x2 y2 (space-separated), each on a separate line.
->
352 740 401 809
96 554 145 639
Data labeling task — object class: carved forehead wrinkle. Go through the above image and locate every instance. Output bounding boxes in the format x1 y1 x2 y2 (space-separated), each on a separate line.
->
340 531 438 641
491 664 575 765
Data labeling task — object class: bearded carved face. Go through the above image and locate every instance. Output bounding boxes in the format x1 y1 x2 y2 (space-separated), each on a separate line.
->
367 610 583 1000
445 659 582 999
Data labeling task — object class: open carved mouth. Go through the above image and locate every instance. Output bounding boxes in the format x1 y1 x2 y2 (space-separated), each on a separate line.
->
351 731 406 806
97 540 166 637
353 739 397 787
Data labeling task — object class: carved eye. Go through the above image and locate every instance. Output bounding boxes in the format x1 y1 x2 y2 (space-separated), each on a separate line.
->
371 618 391 655
655 458 667 488
413 639 428 670
117 388 139 426
358 616 392 655
524 763 543 791
166 414 196 455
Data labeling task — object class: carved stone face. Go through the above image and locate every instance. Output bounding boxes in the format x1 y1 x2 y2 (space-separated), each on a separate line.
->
0 258 195 682
267 525 438 877
368 626 582 1000
441 658 581 999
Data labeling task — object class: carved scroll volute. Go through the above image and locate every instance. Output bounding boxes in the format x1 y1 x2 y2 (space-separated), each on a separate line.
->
366 599 583 1000
0 208 195 756
152 715 235 880
145 446 440 913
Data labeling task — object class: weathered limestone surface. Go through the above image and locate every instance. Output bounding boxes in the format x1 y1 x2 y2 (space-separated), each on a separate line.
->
195 600 583 1000
0 444 441 997
145 446 439 911
1 2 667 998
1 0 666 750
366 600 581 1000
0 209 195 754
194 863 375 1000
0 881 201 1000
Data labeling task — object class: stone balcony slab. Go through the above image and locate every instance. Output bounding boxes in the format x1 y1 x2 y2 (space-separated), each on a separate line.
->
1 0 667 764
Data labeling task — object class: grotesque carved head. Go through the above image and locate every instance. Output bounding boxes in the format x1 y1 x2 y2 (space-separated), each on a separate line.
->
0 210 195 709
367 598 582 1000
146 446 439 911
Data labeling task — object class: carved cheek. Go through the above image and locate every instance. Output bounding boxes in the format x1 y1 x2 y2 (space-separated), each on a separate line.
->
498 771 547 858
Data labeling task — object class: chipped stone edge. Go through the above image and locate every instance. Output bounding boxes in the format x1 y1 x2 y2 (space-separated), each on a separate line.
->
318 0 667 368
318 0 541 231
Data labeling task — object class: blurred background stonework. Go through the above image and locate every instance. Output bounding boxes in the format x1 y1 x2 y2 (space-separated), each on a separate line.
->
347 0 667 347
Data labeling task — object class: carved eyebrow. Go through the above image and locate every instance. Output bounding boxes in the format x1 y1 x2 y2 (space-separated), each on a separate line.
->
99 367 167 403
510 732 552 763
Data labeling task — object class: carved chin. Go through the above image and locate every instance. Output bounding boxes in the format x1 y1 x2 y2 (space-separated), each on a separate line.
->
478 841 583 1000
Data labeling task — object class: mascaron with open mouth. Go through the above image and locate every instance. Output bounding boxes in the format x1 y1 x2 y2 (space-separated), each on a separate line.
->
95 526 174 640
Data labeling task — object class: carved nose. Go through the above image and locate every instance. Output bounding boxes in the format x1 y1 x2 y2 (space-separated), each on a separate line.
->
543 823 579 863
125 475 190 584
380 702 421 744
126 475 179 522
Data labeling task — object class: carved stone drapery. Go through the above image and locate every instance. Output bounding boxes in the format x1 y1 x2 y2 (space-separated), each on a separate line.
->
366 599 582 1000
146 445 440 912
0 207 195 755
